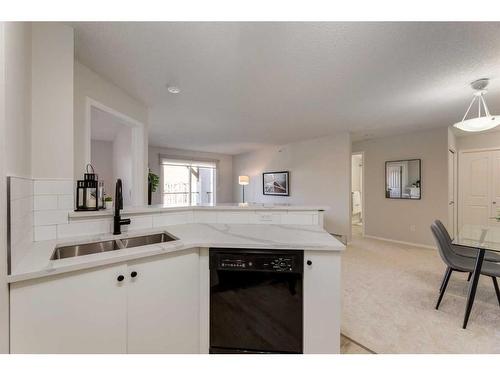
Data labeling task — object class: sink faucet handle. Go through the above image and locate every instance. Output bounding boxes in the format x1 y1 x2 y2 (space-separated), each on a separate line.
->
116 179 123 210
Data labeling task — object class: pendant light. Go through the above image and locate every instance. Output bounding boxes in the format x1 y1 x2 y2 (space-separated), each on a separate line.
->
453 78 500 132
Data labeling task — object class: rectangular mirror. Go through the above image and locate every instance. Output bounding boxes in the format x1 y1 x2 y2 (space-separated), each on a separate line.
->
385 159 421 199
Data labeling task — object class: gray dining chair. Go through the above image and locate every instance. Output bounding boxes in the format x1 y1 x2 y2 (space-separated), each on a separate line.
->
430 221 500 311
434 220 500 263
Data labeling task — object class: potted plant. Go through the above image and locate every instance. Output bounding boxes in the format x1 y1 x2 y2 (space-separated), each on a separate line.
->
148 170 160 205
104 196 113 210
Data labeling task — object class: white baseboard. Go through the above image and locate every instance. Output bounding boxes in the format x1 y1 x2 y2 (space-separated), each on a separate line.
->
363 234 436 250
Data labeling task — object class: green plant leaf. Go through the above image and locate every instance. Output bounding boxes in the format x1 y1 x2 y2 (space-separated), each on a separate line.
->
149 172 160 193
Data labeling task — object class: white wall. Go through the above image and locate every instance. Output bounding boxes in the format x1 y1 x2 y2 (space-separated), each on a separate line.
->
2 22 74 351
148 146 234 205
232 133 351 236
1 21 35 354
4 22 31 178
353 127 449 247
456 130 500 150
0 21 9 354
31 23 74 179
113 128 133 206
91 140 114 199
74 61 148 203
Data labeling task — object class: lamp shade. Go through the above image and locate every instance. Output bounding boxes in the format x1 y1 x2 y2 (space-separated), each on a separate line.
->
453 79 500 132
238 175 249 185
453 116 500 132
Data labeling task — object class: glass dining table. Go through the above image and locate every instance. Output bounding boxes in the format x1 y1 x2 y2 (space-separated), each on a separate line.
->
453 223 500 328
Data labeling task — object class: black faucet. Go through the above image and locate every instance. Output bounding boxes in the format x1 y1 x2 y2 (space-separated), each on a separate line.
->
113 179 131 235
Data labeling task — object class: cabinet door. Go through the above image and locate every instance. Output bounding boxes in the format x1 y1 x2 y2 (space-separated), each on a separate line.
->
303 251 341 354
127 249 200 353
10 264 128 353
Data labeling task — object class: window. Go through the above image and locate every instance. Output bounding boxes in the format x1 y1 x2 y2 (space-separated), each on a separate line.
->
160 157 216 206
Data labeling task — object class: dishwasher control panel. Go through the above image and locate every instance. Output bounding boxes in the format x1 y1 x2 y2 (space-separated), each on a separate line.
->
210 249 303 273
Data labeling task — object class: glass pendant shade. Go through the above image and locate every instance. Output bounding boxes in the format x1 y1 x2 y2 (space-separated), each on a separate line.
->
453 81 500 132
453 115 500 132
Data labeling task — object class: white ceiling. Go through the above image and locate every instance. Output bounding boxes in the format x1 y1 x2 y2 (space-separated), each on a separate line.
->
72 22 500 154
91 106 127 142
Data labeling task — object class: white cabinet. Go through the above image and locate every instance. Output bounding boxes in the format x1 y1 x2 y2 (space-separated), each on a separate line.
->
207 210 321 226
10 249 200 354
127 249 199 353
10 247 340 354
303 250 341 354
252 211 282 224
283 211 319 225
10 263 128 354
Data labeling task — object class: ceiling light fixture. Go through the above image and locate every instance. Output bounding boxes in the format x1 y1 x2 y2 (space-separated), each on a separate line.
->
167 86 181 94
453 78 500 132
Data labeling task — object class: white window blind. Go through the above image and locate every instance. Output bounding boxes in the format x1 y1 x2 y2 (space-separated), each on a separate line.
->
160 157 216 169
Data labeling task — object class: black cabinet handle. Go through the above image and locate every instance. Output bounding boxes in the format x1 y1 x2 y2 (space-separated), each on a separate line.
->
117 275 125 282
130 271 138 278
306 260 312 266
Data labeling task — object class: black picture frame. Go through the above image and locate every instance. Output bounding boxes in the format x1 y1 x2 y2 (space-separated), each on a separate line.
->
385 159 422 200
263 171 290 196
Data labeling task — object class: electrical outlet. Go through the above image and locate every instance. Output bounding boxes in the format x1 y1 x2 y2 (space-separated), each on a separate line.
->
410 224 416 232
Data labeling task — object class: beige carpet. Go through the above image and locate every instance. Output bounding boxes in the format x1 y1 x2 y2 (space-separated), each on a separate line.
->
341 227 500 353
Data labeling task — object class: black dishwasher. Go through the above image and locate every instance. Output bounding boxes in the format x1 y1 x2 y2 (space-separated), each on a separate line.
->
209 248 303 354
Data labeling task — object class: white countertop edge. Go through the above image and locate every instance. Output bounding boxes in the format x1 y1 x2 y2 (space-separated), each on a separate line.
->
8 224 344 284
7 242 342 284
69 204 328 219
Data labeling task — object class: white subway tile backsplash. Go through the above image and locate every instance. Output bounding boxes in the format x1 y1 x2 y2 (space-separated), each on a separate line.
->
57 219 112 239
122 215 153 232
34 210 69 226
57 195 74 210
34 179 73 195
10 197 33 223
34 225 57 241
34 195 58 211
10 215 33 246
9 177 34 201
9 177 34 269
152 211 193 227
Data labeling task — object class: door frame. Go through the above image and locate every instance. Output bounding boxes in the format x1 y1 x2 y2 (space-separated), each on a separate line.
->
351 152 365 238
84 97 146 206
448 148 457 239
458 147 500 230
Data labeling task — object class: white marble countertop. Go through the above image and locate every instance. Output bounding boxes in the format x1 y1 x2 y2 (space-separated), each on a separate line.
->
8 223 344 283
68 203 328 218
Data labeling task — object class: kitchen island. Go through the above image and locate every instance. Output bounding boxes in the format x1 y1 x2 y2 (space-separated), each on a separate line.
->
8 205 344 354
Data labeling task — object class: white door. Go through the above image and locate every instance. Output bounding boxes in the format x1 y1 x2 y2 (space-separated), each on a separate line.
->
10 264 128 353
127 249 200 353
459 151 490 227
490 150 500 219
448 150 456 238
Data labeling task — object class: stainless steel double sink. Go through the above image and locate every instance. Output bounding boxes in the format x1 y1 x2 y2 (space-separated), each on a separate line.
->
50 232 177 260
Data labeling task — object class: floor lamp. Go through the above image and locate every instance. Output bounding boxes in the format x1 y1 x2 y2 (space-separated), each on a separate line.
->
238 175 249 204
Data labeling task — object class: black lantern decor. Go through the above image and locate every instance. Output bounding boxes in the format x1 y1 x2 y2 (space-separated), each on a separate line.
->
75 164 99 211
